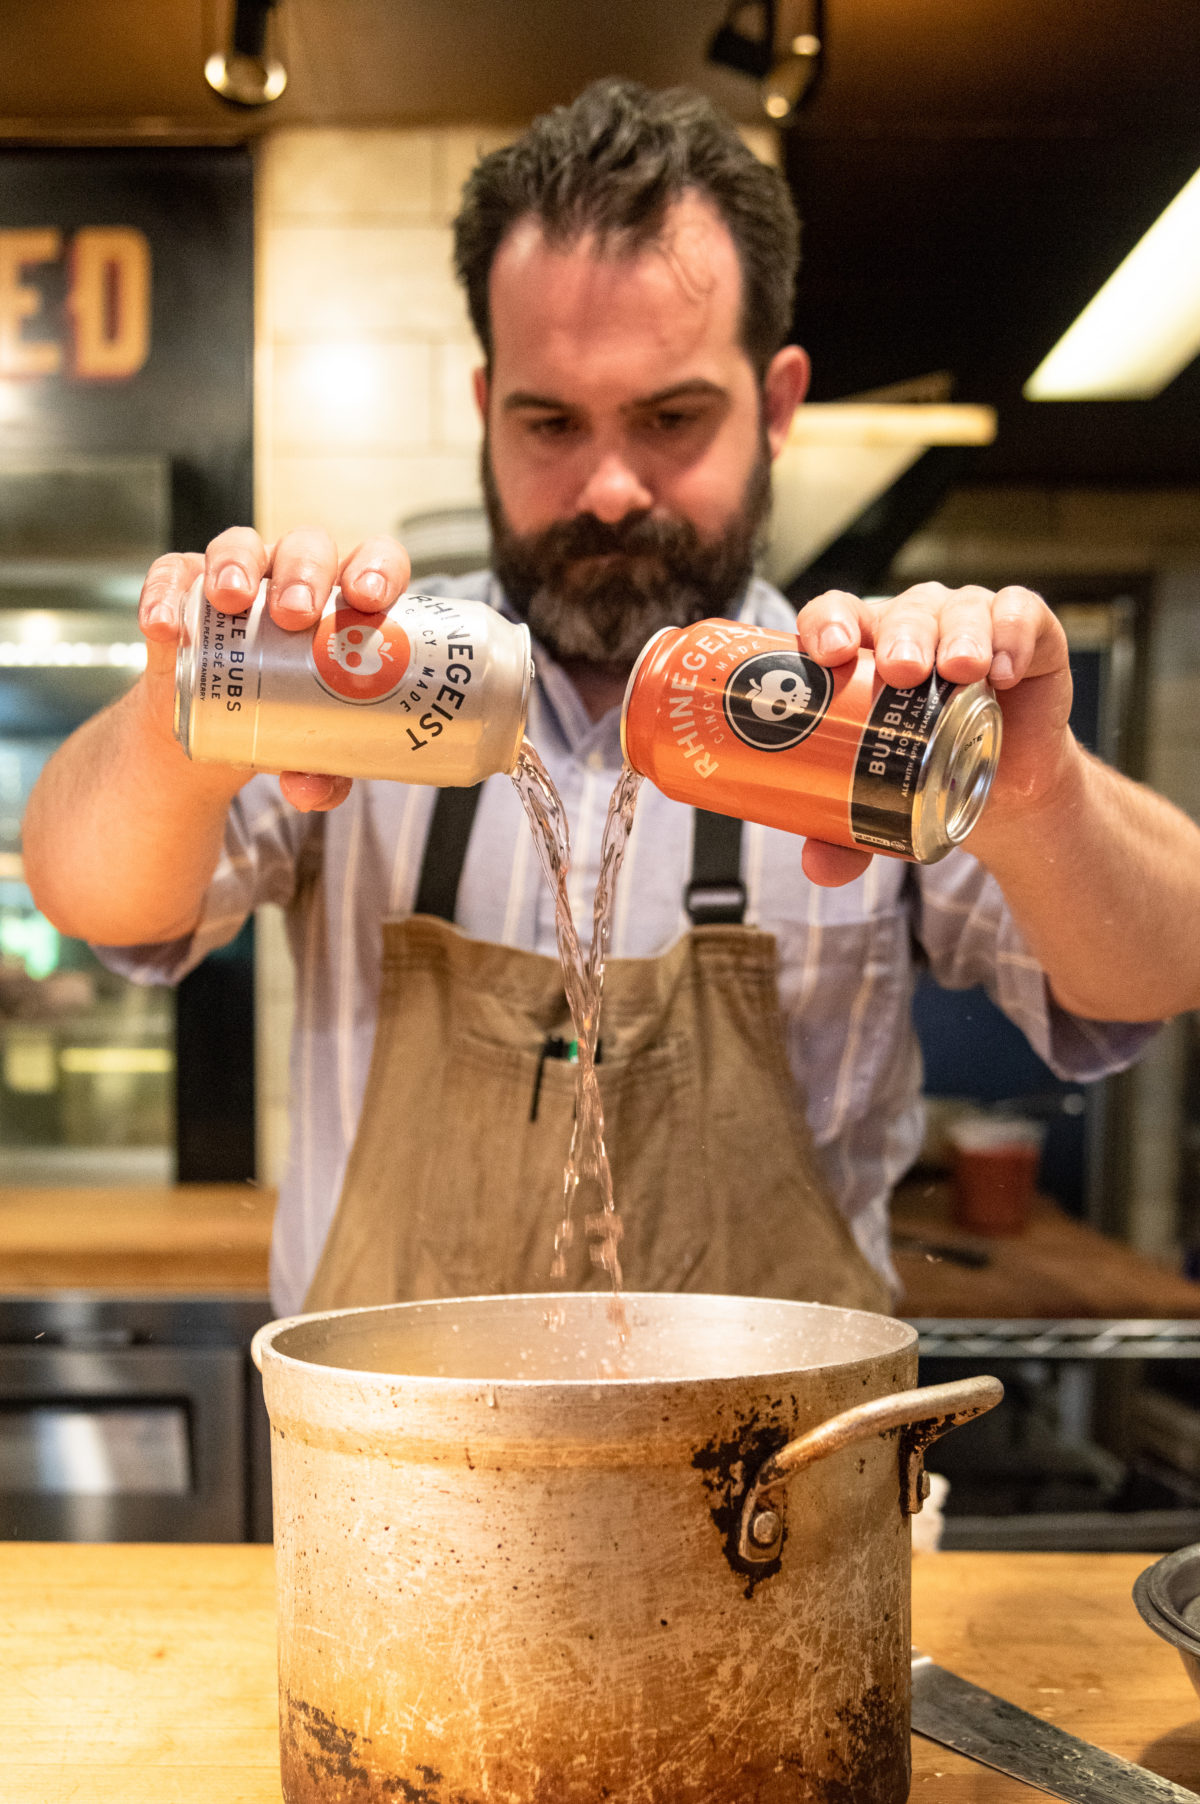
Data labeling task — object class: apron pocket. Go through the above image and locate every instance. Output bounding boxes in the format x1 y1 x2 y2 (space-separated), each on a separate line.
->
409 1032 708 1298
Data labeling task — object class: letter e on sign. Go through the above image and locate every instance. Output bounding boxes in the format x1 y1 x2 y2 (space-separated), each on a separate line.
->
67 228 151 380
0 229 63 377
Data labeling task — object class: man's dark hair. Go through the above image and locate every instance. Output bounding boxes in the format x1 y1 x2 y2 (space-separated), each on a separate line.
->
453 79 800 378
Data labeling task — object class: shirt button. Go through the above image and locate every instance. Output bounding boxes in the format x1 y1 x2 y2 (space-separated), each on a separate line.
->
586 750 605 772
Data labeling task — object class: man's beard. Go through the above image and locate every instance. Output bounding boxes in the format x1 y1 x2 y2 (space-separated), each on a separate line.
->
482 434 773 665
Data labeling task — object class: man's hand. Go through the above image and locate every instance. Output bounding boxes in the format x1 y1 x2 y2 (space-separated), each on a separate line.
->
794 581 1077 886
138 526 412 812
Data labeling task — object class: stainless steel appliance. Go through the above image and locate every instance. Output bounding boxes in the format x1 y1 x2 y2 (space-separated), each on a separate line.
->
0 1293 272 1541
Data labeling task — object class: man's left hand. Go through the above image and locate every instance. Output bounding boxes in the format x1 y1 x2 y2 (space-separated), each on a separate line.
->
794 581 1077 886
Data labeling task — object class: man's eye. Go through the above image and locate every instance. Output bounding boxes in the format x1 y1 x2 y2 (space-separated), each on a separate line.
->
648 410 700 433
527 415 575 437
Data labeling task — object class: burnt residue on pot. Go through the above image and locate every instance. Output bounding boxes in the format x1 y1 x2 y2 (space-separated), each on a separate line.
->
896 1412 955 1517
283 1698 636 1804
282 1697 471 1803
282 1697 369 1793
691 1405 792 1595
810 1682 910 1804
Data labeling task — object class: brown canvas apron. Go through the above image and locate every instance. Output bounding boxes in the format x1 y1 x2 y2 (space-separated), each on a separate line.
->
304 787 888 1313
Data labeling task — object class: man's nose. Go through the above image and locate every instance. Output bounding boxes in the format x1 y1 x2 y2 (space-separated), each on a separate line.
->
574 453 653 524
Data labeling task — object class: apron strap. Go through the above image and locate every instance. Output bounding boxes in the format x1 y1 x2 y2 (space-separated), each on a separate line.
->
412 781 745 928
686 810 746 925
412 784 484 921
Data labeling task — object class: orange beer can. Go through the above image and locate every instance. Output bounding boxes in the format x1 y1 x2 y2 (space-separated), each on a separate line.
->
620 619 1002 862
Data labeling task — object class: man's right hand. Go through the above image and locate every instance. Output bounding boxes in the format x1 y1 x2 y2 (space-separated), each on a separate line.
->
138 525 413 813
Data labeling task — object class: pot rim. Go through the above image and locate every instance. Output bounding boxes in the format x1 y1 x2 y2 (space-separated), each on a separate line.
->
252 1289 917 1393
1133 1550 1200 1653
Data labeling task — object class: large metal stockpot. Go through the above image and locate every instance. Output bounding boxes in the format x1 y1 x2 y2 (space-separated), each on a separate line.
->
252 1292 1001 1804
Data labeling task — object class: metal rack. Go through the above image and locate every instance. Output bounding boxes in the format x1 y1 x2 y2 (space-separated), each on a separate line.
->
910 1319 1200 1359
907 1318 1200 1551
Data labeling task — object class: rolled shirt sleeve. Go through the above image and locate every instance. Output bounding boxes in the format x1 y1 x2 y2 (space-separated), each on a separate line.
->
92 774 315 985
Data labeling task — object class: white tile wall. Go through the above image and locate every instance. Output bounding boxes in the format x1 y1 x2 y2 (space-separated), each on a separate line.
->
434 340 485 450
253 124 508 1181
437 129 521 223
255 125 506 554
263 225 468 343
267 453 486 552
270 341 433 453
258 130 439 222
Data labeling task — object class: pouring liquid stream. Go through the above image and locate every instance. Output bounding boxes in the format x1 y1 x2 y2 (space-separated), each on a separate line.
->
510 741 644 1345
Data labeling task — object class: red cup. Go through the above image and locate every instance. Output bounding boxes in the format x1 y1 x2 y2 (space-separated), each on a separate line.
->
948 1117 1044 1236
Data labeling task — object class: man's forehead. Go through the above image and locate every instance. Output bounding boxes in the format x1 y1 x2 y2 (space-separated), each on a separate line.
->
489 194 743 340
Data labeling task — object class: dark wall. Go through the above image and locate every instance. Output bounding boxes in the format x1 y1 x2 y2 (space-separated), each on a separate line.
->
0 147 253 542
784 127 1200 485
2 146 256 1181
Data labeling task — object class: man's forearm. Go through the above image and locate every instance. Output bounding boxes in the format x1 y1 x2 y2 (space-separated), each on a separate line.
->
23 673 247 946
968 738 1200 1022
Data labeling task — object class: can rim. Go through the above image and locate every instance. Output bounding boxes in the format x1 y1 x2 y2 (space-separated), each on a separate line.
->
909 682 1003 862
619 625 674 769
503 622 535 773
172 575 204 758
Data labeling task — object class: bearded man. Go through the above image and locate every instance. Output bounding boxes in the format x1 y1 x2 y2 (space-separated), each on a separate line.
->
24 81 1200 1315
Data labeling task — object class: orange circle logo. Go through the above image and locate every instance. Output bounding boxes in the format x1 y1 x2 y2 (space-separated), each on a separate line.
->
311 604 411 704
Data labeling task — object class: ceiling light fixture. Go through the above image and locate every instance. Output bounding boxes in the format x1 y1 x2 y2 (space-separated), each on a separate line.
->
205 0 287 109
708 0 825 125
1025 163 1200 400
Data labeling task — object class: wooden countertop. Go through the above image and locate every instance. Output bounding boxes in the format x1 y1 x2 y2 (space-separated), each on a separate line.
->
893 1178 1200 1320
0 1184 274 1292
1 1178 1198 1320
0 1546 1195 1801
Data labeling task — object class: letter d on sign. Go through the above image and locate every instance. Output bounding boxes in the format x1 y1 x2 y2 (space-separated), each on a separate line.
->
67 228 151 380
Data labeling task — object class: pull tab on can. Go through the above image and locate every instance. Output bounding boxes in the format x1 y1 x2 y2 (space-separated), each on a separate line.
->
174 580 533 786
620 620 1002 863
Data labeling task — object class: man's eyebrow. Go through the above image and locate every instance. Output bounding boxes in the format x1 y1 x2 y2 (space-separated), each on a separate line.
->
632 380 729 407
502 380 729 413
502 391 574 412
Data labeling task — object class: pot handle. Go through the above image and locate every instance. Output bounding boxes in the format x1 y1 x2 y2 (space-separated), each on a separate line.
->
737 1374 1003 1564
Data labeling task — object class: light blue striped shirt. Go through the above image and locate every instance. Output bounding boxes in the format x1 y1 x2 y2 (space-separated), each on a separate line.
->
101 573 1154 1313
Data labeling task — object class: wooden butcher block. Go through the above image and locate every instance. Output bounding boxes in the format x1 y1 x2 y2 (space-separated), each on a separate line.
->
0 1547 1196 1801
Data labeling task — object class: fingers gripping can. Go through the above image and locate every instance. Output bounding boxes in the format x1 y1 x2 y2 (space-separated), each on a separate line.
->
620 619 1002 862
174 579 533 785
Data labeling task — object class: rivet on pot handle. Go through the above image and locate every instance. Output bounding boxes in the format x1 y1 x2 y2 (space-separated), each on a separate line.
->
737 1375 1003 1564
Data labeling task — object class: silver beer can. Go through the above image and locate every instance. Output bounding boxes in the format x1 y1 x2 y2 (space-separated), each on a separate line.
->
174 579 533 784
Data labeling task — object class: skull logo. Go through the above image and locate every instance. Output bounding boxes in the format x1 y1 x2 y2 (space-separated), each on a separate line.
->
747 667 812 723
326 624 393 677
